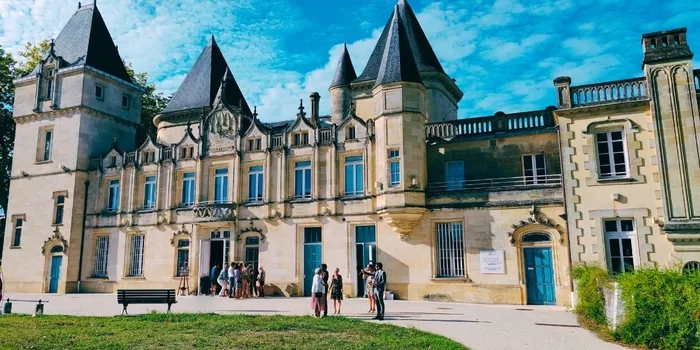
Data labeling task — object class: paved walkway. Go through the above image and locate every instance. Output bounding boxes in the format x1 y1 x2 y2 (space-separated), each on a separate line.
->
1 293 625 350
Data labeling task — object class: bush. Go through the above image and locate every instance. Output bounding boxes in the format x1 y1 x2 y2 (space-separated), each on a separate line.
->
614 268 700 350
571 264 612 326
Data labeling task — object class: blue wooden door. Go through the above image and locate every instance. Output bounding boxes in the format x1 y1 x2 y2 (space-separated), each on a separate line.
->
524 247 555 305
355 226 376 297
303 228 322 297
48 256 62 293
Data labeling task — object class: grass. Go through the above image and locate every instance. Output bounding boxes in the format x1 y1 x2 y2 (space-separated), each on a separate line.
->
0 313 466 350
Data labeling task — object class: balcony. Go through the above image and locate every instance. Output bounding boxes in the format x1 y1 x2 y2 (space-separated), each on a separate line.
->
425 109 555 140
193 201 237 222
428 174 562 192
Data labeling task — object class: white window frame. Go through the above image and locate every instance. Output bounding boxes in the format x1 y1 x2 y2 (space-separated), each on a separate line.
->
214 168 229 203
176 239 190 277
435 222 465 278
603 218 639 274
347 125 356 140
523 153 547 184
294 161 312 199
128 234 145 277
248 165 264 202
54 194 65 225
445 161 464 191
143 176 156 209
595 129 629 179
181 172 195 206
107 180 120 211
46 79 54 99
389 150 400 187
344 155 364 196
43 129 53 162
93 236 109 278
11 217 23 248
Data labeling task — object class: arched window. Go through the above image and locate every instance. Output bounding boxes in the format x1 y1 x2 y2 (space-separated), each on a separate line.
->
522 233 551 243
50 245 64 253
683 261 700 273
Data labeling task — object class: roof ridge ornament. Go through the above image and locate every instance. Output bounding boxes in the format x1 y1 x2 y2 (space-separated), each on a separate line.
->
297 99 306 118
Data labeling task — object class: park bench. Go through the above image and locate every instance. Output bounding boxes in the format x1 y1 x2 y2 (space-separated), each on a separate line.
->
117 289 177 315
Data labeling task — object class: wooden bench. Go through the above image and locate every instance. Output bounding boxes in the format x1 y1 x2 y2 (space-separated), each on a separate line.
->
117 289 177 315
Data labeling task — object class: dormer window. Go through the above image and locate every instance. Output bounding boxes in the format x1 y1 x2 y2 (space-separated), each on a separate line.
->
179 146 195 160
347 125 356 140
109 156 117 168
142 151 155 164
122 94 130 109
293 131 309 146
247 138 262 152
95 84 104 101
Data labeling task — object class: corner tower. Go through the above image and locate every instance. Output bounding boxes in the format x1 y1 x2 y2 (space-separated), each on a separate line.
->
3 2 142 293
329 44 357 125
371 5 427 240
642 28 700 235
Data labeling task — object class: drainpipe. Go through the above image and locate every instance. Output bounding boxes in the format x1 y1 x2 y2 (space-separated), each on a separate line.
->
555 123 575 294
77 180 90 293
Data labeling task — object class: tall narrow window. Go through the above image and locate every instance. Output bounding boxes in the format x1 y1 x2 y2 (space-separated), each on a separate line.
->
93 236 109 278
176 240 190 276
302 132 309 145
596 130 628 179
293 133 301 146
107 180 120 211
214 168 229 203
143 176 156 209
256 138 262 150
11 217 23 247
389 150 401 187
344 156 364 196
445 161 465 191
604 219 637 274
181 172 195 206
347 126 356 140
523 153 546 184
294 161 312 199
248 139 255 151
95 84 104 100
121 95 130 109
435 222 465 277
248 166 264 202
43 130 53 161
54 195 65 225
129 234 145 277
46 79 54 99
245 236 260 269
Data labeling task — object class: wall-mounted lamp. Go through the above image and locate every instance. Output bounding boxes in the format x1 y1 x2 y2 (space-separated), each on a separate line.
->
59 164 70 172
611 193 621 201
375 181 383 191
20 170 29 177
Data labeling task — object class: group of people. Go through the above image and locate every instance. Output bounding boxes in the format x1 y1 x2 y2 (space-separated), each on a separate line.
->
310 262 386 321
210 263 266 299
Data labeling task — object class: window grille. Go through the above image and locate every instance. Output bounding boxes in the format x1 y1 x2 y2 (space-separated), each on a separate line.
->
93 236 109 277
435 222 465 278
129 235 145 276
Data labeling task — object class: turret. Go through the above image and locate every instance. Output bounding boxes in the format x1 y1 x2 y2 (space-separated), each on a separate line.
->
329 44 357 125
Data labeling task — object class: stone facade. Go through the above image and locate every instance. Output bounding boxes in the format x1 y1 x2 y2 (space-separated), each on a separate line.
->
3 2 699 307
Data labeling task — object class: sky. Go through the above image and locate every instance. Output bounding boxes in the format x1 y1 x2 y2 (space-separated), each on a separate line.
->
1 0 699 122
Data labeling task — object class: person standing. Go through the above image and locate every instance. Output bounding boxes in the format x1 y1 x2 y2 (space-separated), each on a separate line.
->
217 263 229 297
310 267 325 318
329 268 343 315
257 266 266 297
241 264 250 299
232 263 242 298
320 263 329 317
210 263 220 296
373 262 386 320
362 264 376 313
249 264 259 297
228 263 236 298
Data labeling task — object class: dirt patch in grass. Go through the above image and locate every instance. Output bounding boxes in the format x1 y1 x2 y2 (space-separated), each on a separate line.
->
0 314 466 349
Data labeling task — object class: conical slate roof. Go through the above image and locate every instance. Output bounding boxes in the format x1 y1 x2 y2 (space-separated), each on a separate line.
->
355 0 444 83
329 44 357 88
374 5 422 87
31 3 131 82
162 36 251 115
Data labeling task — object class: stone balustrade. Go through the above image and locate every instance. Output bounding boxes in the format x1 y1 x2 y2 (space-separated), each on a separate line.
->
319 128 334 144
271 134 284 149
570 77 648 107
425 108 555 139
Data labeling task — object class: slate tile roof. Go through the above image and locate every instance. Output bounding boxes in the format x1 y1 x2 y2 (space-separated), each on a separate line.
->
330 44 357 88
161 36 251 116
30 3 131 83
355 0 444 84
374 5 422 87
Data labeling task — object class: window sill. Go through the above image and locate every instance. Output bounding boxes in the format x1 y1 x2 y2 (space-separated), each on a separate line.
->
430 277 472 283
291 198 313 203
9 246 21 249
245 201 266 207
51 223 64 227
344 139 359 143
34 160 53 165
123 276 146 280
175 205 194 211
597 177 636 183
137 208 157 213
102 210 119 216
290 144 310 148
87 276 110 280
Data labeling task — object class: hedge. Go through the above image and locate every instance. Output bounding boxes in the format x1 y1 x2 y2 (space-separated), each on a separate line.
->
572 265 700 350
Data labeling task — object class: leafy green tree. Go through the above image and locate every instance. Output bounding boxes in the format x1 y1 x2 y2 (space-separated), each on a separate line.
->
0 45 17 256
14 40 51 77
124 62 171 145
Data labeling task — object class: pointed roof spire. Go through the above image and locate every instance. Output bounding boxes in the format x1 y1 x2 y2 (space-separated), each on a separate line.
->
29 2 131 82
374 5 422 87
162 36 251 115
356 0 444 83
329 43 357 89
297 99 306 118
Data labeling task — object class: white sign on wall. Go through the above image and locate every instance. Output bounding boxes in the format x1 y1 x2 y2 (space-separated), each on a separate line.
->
480 250 505 274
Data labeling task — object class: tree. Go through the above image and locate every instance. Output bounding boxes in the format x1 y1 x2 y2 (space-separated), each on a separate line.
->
14 40 51 77
123 62 171 146
0 45 17 257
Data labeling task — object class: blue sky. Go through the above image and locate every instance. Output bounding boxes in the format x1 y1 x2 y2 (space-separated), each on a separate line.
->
1 0 699 121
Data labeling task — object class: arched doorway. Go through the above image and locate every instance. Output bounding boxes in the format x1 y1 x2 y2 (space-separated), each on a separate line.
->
520 232 556 305
42 231 68 294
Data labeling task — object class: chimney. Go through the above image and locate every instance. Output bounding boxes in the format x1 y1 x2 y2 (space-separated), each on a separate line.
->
310 92 320 125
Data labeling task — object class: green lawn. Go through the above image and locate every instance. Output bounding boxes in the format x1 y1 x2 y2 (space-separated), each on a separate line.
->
0 314 466 349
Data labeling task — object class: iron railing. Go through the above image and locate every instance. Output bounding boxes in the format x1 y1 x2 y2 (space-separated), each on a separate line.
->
428 174 562 192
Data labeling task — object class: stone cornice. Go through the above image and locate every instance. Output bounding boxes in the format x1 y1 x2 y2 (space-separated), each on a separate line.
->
13 105 140 128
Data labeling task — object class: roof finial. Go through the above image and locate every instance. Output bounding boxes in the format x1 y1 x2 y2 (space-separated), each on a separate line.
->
297 99 305 118
78 1 81 8
49 39 55 55
253 106 258 119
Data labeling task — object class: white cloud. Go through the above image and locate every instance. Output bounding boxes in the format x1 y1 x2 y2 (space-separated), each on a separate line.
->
483 34 551 63
562 37 604 56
